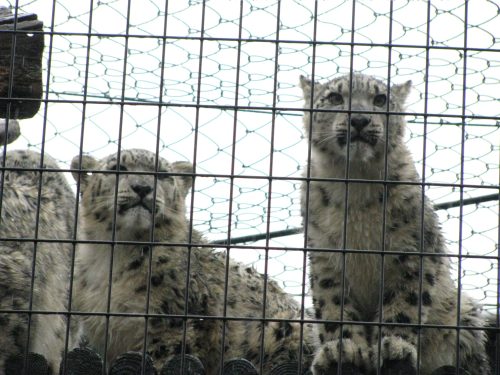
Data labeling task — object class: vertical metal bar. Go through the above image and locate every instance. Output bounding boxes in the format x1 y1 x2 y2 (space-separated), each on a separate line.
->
414 1 434 374
300 0 319 373
62 0 97 373
340 0 357 372
495 178 500 375
102 0 134 371
139 0 172 372
257 0 282 372
20 0 55 373
455 1 470 372
180 1 207 373
218 0 244 373
377 1 395 374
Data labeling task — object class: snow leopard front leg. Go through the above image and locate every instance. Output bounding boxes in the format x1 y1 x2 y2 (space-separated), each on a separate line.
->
310 253 371 375
371 253 437 375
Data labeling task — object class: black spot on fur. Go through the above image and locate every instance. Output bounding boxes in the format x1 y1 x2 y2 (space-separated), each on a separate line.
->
172 288 183 298
318 186 331 206
395 313 411 324
274 321 293 340
157 255 168 264
319 278 335 288
153 344 168 359
425 273 435 286
318 298 325 308
332 295 342 305
423 228 436 250
422 291 432 306
246 348 259 361
227 297 237 308
160 300 169 314
174 343 191 355
342 330 352 339
389 173 401 181
315 309 322 319
319 333 325 344
0 315 9 326
405 292 418 306
128 258 143 270
169 318 183 328
135 285 147 293
12 324 25 347
403 270 419 280
383 290 396 305
325 323 339 333
93 211 106 222
151 272 164 287
348 312 360 321
430 254 442 264
398 254 409 262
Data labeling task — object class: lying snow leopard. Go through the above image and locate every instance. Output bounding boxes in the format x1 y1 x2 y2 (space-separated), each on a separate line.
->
299 73 490 375
70 148 315 374
0 150 75 373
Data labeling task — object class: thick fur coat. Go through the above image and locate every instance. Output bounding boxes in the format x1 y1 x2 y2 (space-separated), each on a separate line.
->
70 149 315 374
300 73 490 375
0 150 75 373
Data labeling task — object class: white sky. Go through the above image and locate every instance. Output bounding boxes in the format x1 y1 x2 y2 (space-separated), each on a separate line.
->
5 0 499 309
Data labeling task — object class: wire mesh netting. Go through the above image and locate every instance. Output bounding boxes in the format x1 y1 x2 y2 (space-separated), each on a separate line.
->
2 0 500 352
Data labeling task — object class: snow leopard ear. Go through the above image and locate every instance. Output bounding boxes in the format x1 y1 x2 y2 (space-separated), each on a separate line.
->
171 161 193 198
299 75 321 105
71 154 98 191
392 80 412 103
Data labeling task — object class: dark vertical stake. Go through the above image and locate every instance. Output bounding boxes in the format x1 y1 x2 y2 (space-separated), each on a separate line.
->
181 1 207 374
62 0 98 373
218 0 245 373
456 1 470 373
301 0 319 372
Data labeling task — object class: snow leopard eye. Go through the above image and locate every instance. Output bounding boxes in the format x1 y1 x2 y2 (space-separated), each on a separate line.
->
326 92 344 105
157 170 174 181
109 163 128 172
373 94 387 107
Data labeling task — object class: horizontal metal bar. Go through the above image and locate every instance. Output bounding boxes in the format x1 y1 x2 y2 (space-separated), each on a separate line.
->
211 193 499 245
1 95 499 123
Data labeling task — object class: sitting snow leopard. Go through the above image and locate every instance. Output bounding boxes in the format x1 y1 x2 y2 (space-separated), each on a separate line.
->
299 73 490 375
0 150 75 373
70 148 315 374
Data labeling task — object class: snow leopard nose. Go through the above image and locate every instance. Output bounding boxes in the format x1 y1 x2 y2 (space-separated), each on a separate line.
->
350 115 371 131
131 183 153 198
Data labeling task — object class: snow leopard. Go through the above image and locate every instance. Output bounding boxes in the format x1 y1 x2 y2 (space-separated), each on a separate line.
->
0 119 20 146
0 149 75 373
299 73 490 375
70 148 315 374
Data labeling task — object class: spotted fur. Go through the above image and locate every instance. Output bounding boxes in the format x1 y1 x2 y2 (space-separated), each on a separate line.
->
300 73 490 374
0 150 75 372
70 149 315 373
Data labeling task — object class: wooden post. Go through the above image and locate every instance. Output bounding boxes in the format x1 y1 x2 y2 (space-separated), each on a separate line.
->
0 7 44 119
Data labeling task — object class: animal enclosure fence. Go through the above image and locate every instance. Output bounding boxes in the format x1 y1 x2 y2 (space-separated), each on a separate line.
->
0 0 499 374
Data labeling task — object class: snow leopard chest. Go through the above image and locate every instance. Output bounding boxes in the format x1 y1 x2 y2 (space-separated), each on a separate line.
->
306 182 389 313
